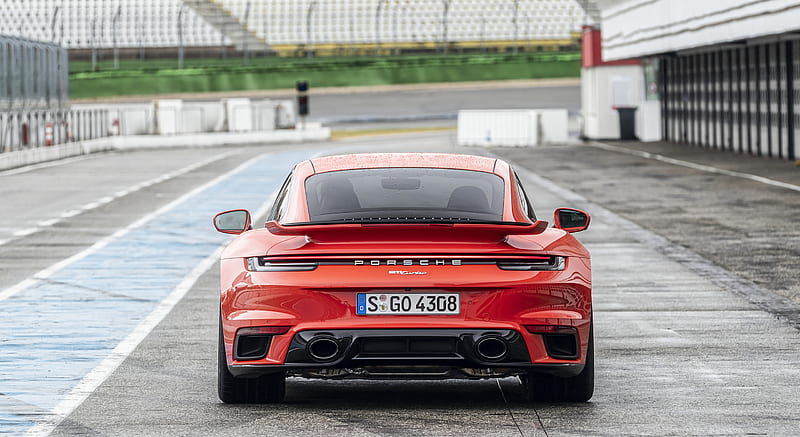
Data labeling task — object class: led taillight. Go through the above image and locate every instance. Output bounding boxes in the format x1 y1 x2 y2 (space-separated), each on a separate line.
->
237 326 291 336
497 256 565 271
246 257 318 272
525 325 576 334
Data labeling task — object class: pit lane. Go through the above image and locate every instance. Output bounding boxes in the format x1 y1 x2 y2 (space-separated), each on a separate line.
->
1 129 798 436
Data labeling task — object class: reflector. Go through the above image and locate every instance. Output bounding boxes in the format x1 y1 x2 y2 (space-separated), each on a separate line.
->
238 326 291 336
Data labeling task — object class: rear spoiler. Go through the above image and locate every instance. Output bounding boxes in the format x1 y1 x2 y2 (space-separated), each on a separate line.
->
265 220 548 243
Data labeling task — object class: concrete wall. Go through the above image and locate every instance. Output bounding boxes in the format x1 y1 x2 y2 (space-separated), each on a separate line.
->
72 98 298 137
457 109 569 147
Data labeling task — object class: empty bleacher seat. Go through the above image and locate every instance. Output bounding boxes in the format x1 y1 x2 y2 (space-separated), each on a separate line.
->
0 0 584 49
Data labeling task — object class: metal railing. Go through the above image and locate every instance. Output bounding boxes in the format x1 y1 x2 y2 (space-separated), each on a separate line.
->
0 108 109 154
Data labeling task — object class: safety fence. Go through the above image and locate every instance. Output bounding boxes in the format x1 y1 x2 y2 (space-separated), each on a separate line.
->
0 35 103 154
1 35 69 110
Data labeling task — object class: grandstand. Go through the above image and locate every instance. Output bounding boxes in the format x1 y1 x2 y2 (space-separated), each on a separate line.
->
0 0 595 56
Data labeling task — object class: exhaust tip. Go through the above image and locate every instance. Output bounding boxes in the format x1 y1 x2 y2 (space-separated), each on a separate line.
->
475 336 508 361
307 336 340 362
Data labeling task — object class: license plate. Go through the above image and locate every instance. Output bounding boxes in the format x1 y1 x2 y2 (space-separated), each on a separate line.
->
356 293 460 315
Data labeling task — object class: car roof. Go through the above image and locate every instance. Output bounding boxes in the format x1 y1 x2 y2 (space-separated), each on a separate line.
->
309 153 499 174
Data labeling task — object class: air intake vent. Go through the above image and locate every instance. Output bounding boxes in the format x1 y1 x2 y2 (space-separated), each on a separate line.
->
542 334 578 360
234 335 271 360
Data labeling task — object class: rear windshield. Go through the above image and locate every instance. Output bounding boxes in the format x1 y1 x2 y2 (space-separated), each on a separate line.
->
305 168 505 223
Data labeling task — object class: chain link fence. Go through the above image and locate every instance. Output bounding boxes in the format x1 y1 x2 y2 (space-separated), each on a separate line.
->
0 35 110 154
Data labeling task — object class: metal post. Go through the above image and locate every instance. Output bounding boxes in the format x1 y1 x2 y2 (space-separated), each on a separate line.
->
112 5 121 69
306 1 317 58
243 1 251 65
263 2 270 58
481 17 486 54
51 7 61 43
349 17 356 56
787 41 796 161
441 0 451 55
91 18 97 71
525 14 531 52
97 11 106 67
375 0 385 56
178 6 185 69
137 9 145 60
512 0 519 55
393 3 399 56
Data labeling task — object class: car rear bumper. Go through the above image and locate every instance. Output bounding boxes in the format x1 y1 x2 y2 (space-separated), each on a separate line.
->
228 328 585 379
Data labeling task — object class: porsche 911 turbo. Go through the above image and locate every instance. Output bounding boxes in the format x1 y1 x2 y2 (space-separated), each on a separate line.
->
213 153 593 403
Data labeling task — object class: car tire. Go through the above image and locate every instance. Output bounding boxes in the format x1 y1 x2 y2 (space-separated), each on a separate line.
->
525 322 594 402
218 315 286 404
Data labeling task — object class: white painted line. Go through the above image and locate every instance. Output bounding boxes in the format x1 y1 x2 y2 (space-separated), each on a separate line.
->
24 244 225 437
36 219 60 227
0 154 97 177
0 151 237 248
23 187 282 437
12 228 38 237
590 142 800 193
59 210 81 219
0 152 256 302
514 165 800 328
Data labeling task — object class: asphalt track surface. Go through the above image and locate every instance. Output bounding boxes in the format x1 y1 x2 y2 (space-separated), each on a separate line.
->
1 133 799 433
307 83 581 124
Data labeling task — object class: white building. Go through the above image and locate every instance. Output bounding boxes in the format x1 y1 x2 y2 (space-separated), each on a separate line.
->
587 0 800 160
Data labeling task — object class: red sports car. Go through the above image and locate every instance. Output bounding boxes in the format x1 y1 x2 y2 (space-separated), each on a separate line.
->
213 153 593 403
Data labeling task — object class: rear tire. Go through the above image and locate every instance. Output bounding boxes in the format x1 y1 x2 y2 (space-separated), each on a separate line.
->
525 323 594 402
218 316 286 404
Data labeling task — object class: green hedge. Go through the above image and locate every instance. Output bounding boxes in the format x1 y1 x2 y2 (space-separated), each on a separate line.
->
70 53 580 98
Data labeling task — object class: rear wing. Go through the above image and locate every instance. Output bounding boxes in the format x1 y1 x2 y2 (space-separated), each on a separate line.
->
265 220 548 243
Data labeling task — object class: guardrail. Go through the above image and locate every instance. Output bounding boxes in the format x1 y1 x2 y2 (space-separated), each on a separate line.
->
0 109 109 153
0 98 296 154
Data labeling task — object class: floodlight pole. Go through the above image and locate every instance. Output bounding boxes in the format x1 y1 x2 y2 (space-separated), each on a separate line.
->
112 5 121 69
137 9 145 60
243 1 251 65
91 18 97 71
525 13 531 52
441 0 451 55
375 0 385 56
481 17 486 54
513 0 519 55
177 6 185 69
50 7 61 43
392 2 399 55
306 0 317 58
349 16 356 56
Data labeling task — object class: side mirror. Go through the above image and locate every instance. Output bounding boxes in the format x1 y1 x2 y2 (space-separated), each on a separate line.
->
213 209 252 234
554 208 590 233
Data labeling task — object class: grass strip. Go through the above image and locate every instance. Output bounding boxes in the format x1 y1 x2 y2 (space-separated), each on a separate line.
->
70 52 580 99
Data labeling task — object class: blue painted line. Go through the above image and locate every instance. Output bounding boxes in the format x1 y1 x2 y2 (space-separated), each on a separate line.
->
0 149 320 435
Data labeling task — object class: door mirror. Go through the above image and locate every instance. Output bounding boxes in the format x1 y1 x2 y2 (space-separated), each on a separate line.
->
213 209 252 234
554 208 590 233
